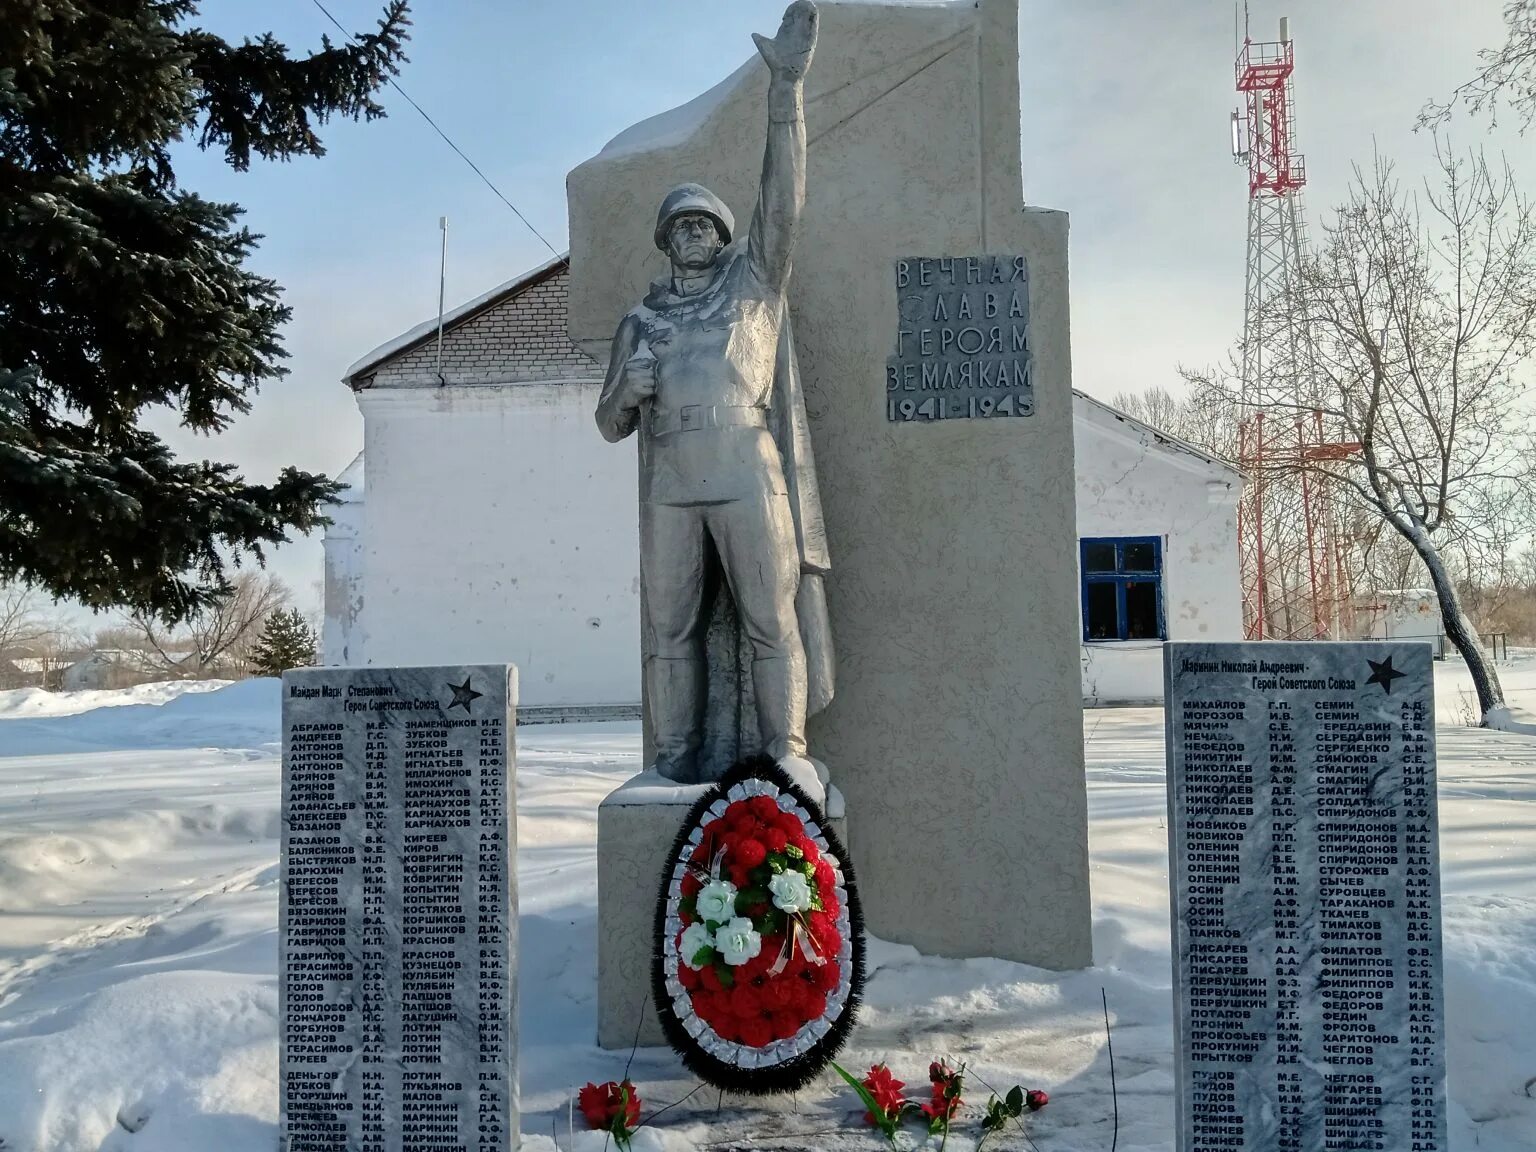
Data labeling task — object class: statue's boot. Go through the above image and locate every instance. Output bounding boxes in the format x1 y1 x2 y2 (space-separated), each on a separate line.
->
752 655 806 762
648 656 704 782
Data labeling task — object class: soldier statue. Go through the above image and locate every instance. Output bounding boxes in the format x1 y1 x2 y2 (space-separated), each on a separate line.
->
595 1 833 791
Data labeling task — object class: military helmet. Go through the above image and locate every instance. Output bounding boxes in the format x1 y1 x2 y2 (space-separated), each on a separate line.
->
653 183 735 251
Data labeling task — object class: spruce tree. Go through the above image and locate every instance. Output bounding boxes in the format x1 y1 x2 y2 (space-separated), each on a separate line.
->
249 607 317 677
0 1 411 622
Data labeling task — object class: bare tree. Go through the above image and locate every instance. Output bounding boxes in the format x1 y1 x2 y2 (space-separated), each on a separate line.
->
0 582 47 654
129 571 290 679
1353 515 1427 598
1422 0 1536 132
1110 382 1241 461
1284 145 1536 725
36 617 90 687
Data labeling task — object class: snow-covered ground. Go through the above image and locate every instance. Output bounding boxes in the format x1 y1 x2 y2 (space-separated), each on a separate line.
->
0 658 1533 1152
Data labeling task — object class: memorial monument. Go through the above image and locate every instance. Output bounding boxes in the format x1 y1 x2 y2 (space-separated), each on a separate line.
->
574 0 1093 1046
280 664 518 1152
1165 642 1446 1152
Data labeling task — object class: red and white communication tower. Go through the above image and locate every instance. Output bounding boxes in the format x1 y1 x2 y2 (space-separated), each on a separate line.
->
1230 12 1355 640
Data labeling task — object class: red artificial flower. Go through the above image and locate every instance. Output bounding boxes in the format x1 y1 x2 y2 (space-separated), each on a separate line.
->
761 978 795 1011
860 1064 906 1126
736 838 768 869
748 795 780 821
813 959 842 993
764 827 789 853
577 1080 641 1134
726 807 755 835
730 982 763 1018
801 989 827 1021
1026 1089 1049 1111
698 965 723 993
741 946 776 981
809 910 838 951
770 1010 802 1041
920 1096 961 1124
921 1060 964 1129
739 1016 774 1048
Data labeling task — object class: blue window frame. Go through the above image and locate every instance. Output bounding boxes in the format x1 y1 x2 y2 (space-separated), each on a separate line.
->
1081 536 1165 642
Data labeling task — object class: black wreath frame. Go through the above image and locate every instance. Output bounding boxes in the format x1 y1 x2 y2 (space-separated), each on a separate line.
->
651 755 866 1094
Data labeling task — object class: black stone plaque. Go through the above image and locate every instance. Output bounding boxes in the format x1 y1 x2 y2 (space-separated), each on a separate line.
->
886 255 1033 422
1165 642 1445 1152
280 665 517 1152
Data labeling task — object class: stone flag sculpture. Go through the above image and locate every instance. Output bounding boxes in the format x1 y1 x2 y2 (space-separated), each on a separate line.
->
653 757 864 1092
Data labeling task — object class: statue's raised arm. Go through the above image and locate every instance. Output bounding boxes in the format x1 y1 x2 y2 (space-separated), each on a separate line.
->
747 1 818 291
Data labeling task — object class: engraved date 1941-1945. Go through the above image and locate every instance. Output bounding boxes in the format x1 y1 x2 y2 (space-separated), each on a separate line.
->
888 392 1033 421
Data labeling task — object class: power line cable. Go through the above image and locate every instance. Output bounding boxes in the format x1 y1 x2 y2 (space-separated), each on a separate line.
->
307 0 566 262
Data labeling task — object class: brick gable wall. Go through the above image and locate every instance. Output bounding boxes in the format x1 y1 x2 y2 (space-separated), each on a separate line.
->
367 264 600 387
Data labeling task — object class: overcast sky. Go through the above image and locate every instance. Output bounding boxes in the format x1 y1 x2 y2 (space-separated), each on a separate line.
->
137 0 1529 618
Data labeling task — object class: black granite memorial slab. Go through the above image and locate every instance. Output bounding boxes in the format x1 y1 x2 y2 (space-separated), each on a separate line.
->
280 665 517 1152
1165 641 1445 1152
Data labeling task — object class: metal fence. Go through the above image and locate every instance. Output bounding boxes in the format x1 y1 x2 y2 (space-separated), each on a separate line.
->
1480 632 1510 662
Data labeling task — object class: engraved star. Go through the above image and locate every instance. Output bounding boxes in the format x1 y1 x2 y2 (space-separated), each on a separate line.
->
447 676 482 713
1364 656 1407 694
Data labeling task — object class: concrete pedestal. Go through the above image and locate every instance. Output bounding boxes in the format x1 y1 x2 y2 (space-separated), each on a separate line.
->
596 771 847 1049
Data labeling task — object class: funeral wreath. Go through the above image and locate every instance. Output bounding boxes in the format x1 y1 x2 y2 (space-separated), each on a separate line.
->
653 757 865 1092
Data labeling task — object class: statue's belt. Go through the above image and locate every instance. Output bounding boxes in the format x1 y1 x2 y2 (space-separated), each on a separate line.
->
649 405 769 436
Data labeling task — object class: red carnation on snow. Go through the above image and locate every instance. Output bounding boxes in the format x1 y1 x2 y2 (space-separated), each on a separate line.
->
577 1080 641 1149
921 1060 964 1131
859 1063 907 1126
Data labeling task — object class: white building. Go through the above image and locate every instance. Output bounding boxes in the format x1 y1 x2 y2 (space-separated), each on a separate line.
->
1356 588 1446 657
326 259 1242 707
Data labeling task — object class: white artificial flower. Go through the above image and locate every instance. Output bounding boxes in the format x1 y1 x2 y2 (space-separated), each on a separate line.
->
768 869 813 914
713 918 763 967
679 922 714 968
695 879 739 924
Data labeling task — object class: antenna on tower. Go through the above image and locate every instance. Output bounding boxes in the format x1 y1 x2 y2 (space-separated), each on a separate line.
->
1230 11 1358 641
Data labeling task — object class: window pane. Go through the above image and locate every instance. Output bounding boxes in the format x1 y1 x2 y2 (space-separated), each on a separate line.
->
1122 541 1157 572
1083 542 1117 573
1085 582 1120 639
1125 580 1160 639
